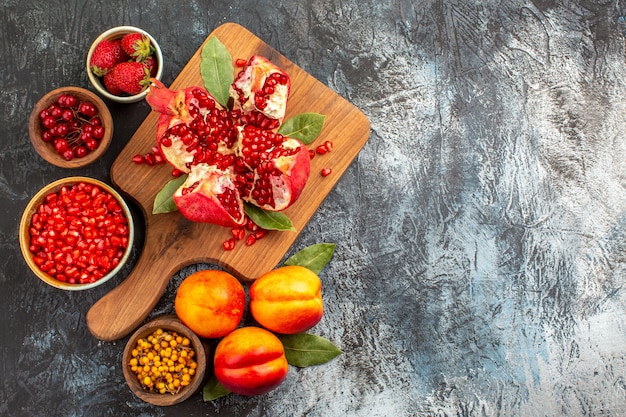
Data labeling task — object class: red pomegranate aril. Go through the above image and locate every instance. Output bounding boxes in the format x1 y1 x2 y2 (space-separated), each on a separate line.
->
316 144 329 155
144 153 156 165
321 168 332 177
222 237 236 251
245 234 257 246
231 227 245 240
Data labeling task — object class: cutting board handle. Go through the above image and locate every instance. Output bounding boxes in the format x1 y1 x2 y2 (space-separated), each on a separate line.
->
86 226 176 341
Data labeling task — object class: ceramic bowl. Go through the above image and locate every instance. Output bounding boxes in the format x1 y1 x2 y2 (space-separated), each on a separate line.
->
122 315 208 406
28 86 113 168
19 176 134 290
86 25 163 103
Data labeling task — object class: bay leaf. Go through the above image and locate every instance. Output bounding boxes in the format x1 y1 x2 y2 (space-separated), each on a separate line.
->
202 374 231 401
278 333 343 367
200 36 233 108
152 175 187 214
283 243 336 274
245 203 296 231
278 112 326 144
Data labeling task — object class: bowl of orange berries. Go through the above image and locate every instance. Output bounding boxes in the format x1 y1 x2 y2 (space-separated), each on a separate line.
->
122 315 207 406
86 26 163 103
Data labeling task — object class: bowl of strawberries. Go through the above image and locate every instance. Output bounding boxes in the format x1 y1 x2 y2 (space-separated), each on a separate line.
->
86 26 163 103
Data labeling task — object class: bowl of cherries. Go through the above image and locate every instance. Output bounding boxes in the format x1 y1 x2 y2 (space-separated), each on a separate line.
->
28 86 113 168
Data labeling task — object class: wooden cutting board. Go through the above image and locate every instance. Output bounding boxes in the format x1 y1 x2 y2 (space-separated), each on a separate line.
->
86 23 370 341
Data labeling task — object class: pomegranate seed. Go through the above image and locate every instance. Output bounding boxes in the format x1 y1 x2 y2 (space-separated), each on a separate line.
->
231 227 245 241
245 234 257 246
323 140 333 151
246 218 259 232
222 238 236 251
321 168 332 177
235 58 248 67
253 229 267 240
309 150 315 160
315 144 328 155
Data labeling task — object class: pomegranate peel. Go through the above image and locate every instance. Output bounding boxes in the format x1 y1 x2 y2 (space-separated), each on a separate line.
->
230 56 291 123
173 164 246 227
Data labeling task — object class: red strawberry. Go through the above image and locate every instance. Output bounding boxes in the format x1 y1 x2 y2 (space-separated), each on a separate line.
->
108 61 150 95
103 71 125 95
90 39 128 76
144 55 158 77
121 32 154 61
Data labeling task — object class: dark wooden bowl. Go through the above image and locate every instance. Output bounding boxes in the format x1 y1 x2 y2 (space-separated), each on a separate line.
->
122 315 208 406
28 86 113 168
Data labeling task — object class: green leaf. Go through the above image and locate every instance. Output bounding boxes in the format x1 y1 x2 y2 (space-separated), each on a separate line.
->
202 374 231 401
283 243 336 274
152 175 188 214
278 113 326 144
244 203 296 231
201 36 234 108
278 333 343 367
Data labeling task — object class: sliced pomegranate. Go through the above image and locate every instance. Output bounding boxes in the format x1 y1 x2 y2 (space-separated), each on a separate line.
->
145 63 309 228
173 163 245 227
229 56 290 124
146 79 237 173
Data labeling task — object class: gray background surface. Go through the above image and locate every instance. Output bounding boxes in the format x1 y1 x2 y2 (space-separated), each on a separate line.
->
2 1 626 416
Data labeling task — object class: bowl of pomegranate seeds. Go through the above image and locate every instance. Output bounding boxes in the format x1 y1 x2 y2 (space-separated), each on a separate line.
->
86 26 163 103
28 86 114 168
19 176 135 291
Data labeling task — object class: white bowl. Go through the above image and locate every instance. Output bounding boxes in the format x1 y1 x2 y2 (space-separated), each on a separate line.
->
86 26 163 103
